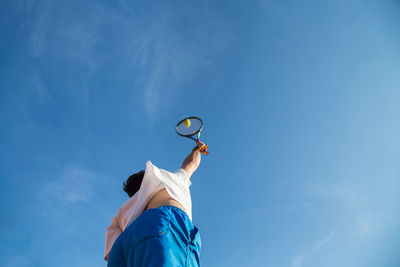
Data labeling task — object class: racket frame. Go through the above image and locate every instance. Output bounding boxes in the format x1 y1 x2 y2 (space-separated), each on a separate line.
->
176 116 209 155
175 116 204 141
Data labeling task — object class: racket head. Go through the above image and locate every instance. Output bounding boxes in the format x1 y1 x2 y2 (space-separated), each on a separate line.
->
176 116 203 138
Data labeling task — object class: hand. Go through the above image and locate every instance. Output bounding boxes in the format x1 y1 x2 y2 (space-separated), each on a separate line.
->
193 140 209 155
195 140 206 149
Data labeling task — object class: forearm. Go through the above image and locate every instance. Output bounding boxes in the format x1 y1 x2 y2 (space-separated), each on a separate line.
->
181 147 201 177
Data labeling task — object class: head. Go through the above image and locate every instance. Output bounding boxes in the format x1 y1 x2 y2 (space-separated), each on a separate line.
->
123 170 145 197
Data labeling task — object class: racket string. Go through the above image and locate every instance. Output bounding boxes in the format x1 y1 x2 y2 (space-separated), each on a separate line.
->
176 118 202 136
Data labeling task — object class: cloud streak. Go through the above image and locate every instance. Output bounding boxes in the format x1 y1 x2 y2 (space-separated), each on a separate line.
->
24 1 228 121
38 166 98 207
118 2 228 121
30 0 52 57
290 179 396 267
314 183 384 238
291 231 336 267
25 69 52 103
1 165 106 267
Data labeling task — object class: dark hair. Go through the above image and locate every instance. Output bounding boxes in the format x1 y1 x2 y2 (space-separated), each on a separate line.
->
123 170 145 197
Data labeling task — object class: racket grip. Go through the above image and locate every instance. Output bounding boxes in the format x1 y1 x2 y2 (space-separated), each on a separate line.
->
200 145 209 155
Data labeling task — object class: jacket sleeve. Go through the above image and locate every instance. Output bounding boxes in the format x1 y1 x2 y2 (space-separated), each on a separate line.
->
104 208 123 261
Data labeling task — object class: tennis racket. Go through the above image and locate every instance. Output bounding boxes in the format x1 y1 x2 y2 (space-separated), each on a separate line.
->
176 116 209 155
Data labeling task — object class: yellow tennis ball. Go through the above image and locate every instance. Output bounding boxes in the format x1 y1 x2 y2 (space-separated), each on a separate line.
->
183 119 191 127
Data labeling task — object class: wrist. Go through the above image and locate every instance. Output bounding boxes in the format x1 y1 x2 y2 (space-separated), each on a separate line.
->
192 146 201 152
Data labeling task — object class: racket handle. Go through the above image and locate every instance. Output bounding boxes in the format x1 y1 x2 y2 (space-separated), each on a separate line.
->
200 145 209 155
196 140 209 155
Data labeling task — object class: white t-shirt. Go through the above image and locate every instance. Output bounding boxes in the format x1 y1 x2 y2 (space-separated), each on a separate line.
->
104 161 192 260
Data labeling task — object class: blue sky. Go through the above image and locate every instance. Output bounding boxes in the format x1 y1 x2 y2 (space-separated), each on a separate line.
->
1 0 400 266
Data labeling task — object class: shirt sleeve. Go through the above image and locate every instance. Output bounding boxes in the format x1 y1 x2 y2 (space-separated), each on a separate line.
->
173 168 191 187
104 208 123 261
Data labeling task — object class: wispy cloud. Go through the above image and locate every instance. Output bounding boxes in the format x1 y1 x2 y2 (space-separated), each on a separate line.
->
288 182 385 267
39 166 98 207
25 1 228 120
310 231 335 254
119 3 229 121
289 180 394 267
26 1 113 103
37 165 103 227
2 165 107 267
54 6 105 73
291 231 336 267
34 164 108 238
313 183 384 238
30 0 52 57
25 69 52 103
354 211 382 237
291 251 305 267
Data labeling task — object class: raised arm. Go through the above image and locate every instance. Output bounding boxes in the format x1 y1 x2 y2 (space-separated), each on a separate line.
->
181 142 205 178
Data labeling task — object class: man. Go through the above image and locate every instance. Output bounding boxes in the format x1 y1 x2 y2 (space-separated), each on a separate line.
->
105 142 205 266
